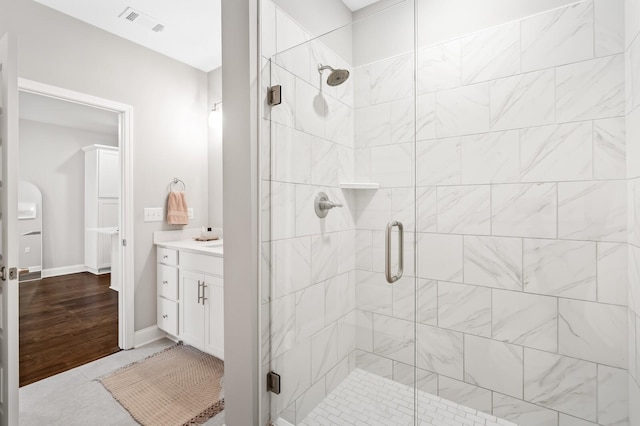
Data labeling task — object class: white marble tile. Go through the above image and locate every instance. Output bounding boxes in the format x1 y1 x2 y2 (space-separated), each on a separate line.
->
310 138 337 187
270 63 296 129
311 324 338 382
261 0 276 59
392 275 416 321
593 117 626 180
493 393 559 426
295 77 326 139
295 377 326 422
521 0 594 72
556 54 625 122
559 299 627 368
627 0 640 49
261 117 272 181
274 341 312 413
269 237 312 299
325 358 349 395
355 350 393 379
417 279 437 325
558 414 598 426
325 97 353 147
465 335 523 398
373 314 414 364
629 310 637 383
491 183 557 238
416 93 436 141
416 187 437 233
595 0 625 56
436 83 490 138
597 242 627 306
417 233 463 282
493 290 557 352
390 97 415 144
417 39 461 94
355 270 392 316
463 235 522 290
272 123 312 184
311 233 338 284
628 34 640 113
416 324 464 380
437 376 492 414
275 8 310 53
461 130 519 184
355 230 372 271
437 185 490 235
354 103 390 148
524 348 597 422
296 283 326 342
355 309 373 352
558 180 627 242
490 70 555 131
626 107 640 179
461 21 520 84
336 145 354 183
598 365 629 426
392 187 416 232
438 282 491 337
354 53 413 108
369 143 414 188
269 181 297 240
416 138 461 186
325 273 355 325
354 189 392 230
630 369 640 426
523 239 596 300
276 40 311 84
337 311 356 360
520 122 593 182
337 231 355 276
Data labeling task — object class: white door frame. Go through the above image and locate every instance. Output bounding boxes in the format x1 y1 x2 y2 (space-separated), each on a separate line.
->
17 78 135 350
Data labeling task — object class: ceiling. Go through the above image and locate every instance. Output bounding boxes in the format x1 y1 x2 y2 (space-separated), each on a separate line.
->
19 92 119 137
341 0 383 11
34 0 222 72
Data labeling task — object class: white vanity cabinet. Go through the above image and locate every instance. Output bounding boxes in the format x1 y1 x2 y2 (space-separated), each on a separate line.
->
83 144 119 274
156 242 224 360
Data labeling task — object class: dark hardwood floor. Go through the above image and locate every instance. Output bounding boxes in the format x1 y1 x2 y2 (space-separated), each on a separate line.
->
19 272 120 387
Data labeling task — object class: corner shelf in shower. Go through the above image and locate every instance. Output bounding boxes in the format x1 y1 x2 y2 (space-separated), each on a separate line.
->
339 182 380 190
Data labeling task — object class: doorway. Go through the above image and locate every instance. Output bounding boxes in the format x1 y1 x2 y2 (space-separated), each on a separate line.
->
16 79 135 385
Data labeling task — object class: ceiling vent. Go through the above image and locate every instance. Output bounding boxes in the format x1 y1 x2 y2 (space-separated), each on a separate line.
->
119 7 165 33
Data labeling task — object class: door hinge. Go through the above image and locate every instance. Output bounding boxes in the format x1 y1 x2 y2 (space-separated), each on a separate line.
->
268 85 282 107
122 239 127 247
2 266 17 281
267 371 281 395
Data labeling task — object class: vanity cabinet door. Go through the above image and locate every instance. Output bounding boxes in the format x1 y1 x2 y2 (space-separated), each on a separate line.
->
204 275 224 360
179 270 205 350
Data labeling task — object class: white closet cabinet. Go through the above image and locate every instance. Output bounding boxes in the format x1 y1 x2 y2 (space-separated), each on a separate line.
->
83 145 119 274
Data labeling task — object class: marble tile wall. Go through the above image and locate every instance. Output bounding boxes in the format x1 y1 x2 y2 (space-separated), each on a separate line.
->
353 1 630 425
260 1 357 424
627 0 640 423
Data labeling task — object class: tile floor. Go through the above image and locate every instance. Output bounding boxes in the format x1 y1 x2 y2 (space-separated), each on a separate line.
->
19 338 226 426
298 369 518 426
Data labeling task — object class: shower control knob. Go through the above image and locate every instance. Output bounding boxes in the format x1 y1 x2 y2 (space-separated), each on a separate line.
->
315 192 343 218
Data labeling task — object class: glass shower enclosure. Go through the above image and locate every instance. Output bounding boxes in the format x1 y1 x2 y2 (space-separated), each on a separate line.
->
262 0 630 424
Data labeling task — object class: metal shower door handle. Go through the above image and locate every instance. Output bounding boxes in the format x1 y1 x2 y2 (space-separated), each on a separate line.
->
385 221 404 284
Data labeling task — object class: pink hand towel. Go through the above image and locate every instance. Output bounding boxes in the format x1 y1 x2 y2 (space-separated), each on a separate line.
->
167 191 189 225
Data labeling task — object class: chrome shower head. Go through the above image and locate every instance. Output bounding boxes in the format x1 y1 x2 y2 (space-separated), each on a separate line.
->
318 64 350 87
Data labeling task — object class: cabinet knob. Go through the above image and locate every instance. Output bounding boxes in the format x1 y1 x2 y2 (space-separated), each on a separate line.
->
163 314 168 319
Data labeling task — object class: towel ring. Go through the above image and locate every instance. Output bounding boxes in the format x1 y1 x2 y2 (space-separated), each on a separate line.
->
169 177 186 192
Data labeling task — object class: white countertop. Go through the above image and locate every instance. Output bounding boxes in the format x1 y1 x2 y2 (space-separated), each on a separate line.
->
156 238 224 257
87 227 119 235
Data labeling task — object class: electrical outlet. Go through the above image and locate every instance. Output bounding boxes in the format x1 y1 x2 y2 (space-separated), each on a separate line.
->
144 207 164 222
188 208 194 219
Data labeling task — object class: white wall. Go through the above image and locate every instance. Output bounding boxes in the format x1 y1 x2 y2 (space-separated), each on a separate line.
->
3 0 210 331
208 67 223 229
19 119 117 271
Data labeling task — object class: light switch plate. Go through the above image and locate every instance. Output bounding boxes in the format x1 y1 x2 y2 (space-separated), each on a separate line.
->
144 207 164 222
188 208 194 219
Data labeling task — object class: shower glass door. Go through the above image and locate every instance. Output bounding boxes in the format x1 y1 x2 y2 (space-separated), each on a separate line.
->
263 1 419 424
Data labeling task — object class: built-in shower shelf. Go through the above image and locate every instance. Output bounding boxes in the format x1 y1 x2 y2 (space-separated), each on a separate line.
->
339 182 380 190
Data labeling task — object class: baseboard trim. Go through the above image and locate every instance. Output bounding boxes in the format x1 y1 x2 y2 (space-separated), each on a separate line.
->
42 264 87 278
134 325 167 348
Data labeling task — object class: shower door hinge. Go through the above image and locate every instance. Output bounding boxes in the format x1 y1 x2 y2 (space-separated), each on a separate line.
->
267 371 281 394
122 239 127 247
268 85 282 106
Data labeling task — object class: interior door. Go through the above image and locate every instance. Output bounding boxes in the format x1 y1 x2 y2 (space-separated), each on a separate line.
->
0 32 20 425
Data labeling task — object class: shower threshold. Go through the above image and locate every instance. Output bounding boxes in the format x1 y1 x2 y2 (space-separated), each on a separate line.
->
284 368 518 426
